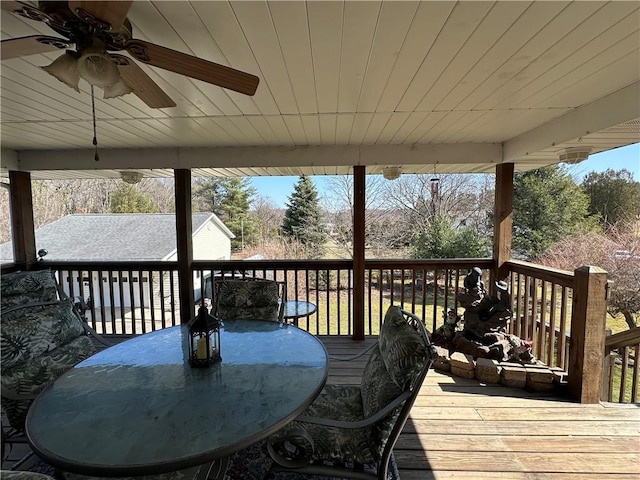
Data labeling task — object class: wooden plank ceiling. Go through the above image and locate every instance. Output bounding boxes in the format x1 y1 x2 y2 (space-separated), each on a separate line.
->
1 1 639 181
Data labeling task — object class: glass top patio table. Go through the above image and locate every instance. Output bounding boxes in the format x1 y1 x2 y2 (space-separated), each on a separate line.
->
283 300 317 321
26 320 328 477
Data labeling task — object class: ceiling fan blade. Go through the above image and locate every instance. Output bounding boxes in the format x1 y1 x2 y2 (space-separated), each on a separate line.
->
68 0 132 32
1 35 70 60
1 1 27 13
125 39 259 96
110 54 176 109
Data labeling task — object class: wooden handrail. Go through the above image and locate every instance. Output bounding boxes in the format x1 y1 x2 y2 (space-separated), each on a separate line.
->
605 327 640 350
505 259 574 287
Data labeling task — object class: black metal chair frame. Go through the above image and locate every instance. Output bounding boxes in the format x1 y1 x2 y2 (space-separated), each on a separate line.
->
269 308 437 480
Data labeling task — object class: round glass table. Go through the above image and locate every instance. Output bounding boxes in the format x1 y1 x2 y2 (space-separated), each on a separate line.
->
282 300 317 326
26 320 328 477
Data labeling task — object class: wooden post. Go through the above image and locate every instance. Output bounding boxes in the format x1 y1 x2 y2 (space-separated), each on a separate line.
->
492 163 514 283
353 166 365 340
175 169 194 324
568 265 608 403
8 170 36 268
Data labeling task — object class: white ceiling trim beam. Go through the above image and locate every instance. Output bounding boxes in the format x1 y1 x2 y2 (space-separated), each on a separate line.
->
503 82 640 162
1 149 19 170
14 143 502 172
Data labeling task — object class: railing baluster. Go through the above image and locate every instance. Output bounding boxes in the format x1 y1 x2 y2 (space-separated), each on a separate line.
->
539 280 548 364
159 269 167 330
138 269 146 333
632 344 639 403
169 270 177 326
548 283 558 367
620 347 630 402
558 286 568 370
432 268 439 333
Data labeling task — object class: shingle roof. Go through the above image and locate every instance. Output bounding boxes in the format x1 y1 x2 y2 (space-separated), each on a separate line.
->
0 213 232 262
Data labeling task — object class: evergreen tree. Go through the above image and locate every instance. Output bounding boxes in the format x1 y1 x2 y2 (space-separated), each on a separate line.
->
194 177 257 250
411 215 488 259
109 184 158 213
281 176 327 256
513 165 593 259
581 168 640 228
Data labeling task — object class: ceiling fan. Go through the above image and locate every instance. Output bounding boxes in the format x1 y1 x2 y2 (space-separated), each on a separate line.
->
0 0 260 108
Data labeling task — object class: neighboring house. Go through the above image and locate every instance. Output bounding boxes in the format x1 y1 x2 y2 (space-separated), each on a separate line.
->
0 213 234 309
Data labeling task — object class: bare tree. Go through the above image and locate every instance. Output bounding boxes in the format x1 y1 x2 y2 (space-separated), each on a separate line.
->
383 173 492 241
249 196 284 248
537 223 640 329
139 178 175 213
323 175 391 258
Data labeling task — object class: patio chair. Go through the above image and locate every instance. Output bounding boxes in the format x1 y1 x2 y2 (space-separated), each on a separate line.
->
213 278 285 322
0 269 108 465
267 306 437 480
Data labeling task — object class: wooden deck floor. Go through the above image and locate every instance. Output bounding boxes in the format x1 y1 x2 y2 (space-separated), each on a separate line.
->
4 335 639 479
321 336 640 480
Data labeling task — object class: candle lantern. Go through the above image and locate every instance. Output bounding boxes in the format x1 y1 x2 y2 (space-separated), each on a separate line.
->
188 306 221 367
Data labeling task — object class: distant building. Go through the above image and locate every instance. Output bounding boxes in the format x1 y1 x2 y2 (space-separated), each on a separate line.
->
0 213 234 308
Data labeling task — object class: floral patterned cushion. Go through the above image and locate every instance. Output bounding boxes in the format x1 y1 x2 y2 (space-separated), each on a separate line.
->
1 270 97 433
360 345 404 462
1 299 86 372
215 279 281 321
274 384 375 464
359 306 428 461
0 270 59 308
1 334 96 431
378 306 428 390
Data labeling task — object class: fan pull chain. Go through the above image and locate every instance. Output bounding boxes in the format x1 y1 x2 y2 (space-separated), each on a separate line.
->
91 85 100 161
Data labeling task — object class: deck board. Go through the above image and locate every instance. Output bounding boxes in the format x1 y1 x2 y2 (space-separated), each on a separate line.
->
319 336 640 480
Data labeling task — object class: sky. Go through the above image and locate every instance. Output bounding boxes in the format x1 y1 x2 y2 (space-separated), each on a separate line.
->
251 142 640 208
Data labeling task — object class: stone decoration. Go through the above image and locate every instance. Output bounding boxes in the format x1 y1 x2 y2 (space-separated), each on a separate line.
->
432 267 534 364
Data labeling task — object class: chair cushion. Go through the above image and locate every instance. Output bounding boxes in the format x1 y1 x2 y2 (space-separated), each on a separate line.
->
360 344 404 462
1 334 96 431
378 306 428 390
360 306 429 460
216 279 280 321
1 299 86 372
1 270 59 309
283 384 375 464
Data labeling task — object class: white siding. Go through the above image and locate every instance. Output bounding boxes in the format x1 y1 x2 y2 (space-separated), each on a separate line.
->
193 221 232 261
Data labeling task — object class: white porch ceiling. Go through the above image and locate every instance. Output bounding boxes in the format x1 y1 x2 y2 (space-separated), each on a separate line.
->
1 1 639 180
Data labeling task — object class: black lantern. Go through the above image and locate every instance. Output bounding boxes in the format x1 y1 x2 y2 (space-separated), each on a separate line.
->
188 306 221 367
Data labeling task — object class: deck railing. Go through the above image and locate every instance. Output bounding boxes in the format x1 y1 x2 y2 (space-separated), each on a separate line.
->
603 327 640 403
194 258 494 335
38 258 493 336
504 260 574 372
19 257 612 402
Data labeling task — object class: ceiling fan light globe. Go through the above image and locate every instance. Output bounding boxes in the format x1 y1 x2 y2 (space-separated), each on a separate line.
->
382 166 402 180
42 52 80 92
78 52 120 87
103 79 133 99
120 171 144 184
